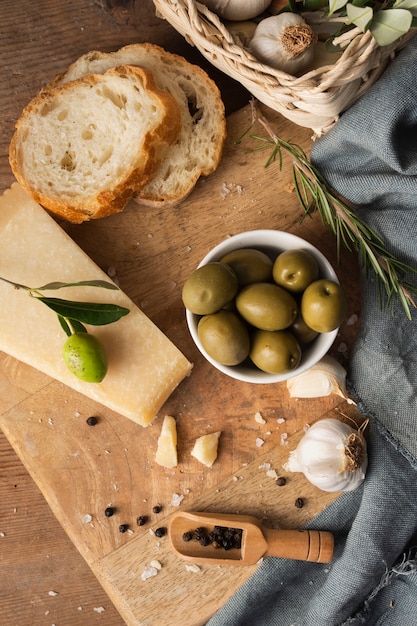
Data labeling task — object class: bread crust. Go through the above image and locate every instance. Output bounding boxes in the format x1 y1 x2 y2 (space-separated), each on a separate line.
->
9 65 182 223
52 43 227 208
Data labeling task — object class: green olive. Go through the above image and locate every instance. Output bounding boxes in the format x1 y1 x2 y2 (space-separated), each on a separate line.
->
249 329 302 374
182 262 239 315
301 279 348 333
272 249 319 293
290 310 319 344
198 310 250 366
220 248 273 286
236 282 297 331
63 332 108 382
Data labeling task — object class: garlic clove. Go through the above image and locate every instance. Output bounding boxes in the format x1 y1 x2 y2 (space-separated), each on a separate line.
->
286 355 355 403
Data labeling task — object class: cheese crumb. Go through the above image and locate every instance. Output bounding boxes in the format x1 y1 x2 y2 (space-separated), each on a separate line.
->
155 415 178 468
191 431 221 467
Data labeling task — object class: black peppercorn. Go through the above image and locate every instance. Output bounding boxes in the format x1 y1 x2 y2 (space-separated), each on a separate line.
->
119 524 129 533
152 504 162 514
276 477 287 486
295 497 304 508
104 506 115 517
136 515 148 526
86 416 98 426
154 527 166 538
182 531 193 542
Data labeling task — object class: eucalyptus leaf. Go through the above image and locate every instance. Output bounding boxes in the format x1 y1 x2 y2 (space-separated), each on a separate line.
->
35 279 119 291
328 0 349 15
370 8 413 45
346 3 374 29
34 296 130 326
393 0 417 15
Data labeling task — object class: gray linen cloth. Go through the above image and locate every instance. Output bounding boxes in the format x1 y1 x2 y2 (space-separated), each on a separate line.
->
207 35 417 626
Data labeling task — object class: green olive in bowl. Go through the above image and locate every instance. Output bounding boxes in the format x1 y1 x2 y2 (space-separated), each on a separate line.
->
249 329 302 374
182 262 238 315
272 249 319 293
236 282 297 331
197 309 250 366
220 248 273 286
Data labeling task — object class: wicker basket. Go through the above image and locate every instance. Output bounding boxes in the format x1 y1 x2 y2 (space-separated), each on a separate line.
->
153 0 415 136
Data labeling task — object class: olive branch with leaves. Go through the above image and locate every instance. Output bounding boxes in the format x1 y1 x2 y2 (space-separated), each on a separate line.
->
0 276 130 333
236 100 417 319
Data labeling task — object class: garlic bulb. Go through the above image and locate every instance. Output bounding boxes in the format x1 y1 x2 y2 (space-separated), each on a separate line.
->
199 0 271 21
287 355 355 404
283 418 368 492
249 13 317 74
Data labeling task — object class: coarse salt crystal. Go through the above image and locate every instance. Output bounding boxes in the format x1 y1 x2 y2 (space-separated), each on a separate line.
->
277 417 286 424
258 462 271 470
186 564 201 573
255 411 266 424
256 438 265 447
82 514 92 524
93 606 105 613
266 469 278 479
171 493 184 506
150 560 162 570
141 565 159 581
48 591 58 596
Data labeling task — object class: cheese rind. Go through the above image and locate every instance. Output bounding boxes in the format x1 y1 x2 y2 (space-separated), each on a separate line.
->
0 183 192 426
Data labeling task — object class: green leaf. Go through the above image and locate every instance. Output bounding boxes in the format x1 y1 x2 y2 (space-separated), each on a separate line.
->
34 296 130 326
394 0 417 16
302 0 329 10
328 0 349 15
346 3 374 30
370 8 413 44
58 315 72 337
35 279 119 291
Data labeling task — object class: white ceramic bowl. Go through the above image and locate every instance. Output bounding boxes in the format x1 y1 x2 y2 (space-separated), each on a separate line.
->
186 230 340 384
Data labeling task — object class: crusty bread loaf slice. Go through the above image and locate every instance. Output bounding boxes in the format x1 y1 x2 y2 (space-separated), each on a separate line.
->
9 65 182 223
52 43 227 207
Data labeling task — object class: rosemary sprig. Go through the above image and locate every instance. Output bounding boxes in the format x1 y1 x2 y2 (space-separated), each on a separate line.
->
237 101 417 319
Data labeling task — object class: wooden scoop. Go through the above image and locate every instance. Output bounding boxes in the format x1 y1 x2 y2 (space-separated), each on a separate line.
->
169 511 334 566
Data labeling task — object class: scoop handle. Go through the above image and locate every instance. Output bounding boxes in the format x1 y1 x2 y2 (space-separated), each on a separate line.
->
263 528 334 563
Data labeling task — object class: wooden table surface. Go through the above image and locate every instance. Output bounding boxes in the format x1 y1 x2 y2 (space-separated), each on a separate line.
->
0 1 362 624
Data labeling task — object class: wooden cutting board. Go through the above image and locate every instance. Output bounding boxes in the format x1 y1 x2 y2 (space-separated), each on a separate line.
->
0 100 362 625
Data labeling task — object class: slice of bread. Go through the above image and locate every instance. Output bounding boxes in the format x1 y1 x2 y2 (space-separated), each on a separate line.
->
53 43 227 207
9 65 182 222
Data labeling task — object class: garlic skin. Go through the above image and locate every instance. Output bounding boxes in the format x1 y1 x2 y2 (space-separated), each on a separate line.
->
283 418 367 492
287 355 355 404
199 0 271 21
249 13 317 74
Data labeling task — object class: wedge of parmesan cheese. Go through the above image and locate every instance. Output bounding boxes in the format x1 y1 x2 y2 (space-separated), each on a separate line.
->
155 415 178 468
191 431 221 467
0 183 192 426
